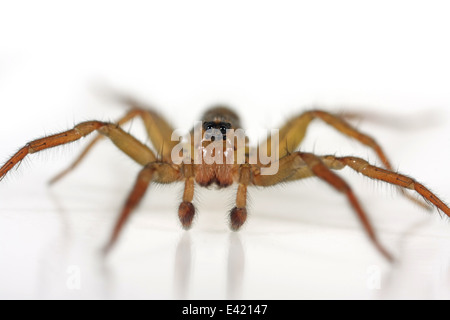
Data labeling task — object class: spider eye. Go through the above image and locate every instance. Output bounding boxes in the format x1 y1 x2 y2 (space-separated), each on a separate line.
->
203 122 215 131
219 126 227 135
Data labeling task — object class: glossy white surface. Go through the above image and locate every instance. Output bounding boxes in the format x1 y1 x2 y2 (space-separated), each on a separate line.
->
1 0 449 300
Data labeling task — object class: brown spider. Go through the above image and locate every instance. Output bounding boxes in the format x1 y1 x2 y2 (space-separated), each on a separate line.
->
1 96 449 262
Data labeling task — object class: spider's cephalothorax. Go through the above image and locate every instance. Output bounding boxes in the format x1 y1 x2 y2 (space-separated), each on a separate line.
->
202 121 231 141
201 105 242 130
1 96 449 261
200 106 240 143
194 106 244 189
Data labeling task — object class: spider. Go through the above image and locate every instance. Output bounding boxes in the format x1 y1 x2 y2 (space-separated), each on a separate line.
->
1 95 449 262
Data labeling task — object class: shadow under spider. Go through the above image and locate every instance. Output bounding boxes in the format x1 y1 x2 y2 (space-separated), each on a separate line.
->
173 232 245 300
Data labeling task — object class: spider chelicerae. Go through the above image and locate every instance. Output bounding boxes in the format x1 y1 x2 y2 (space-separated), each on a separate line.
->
1 95 449 261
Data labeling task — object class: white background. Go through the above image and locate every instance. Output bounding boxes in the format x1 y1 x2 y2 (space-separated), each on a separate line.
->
1 0 450 300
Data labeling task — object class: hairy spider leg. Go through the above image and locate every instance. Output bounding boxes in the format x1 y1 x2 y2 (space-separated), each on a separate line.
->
299 152 395 261
258 109 430 210
0 121 156 181
253 151 450 260
50 99 178 184
104 162 182 253
229 164 251 230
179 163 196 229
321 155 450 218
252 151 393 261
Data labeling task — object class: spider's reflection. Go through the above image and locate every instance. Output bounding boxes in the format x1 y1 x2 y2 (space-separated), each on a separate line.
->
173 232 245 299
173 232 192 299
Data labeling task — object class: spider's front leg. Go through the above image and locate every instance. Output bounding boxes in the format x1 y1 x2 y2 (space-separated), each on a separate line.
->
253 151 450 261
229 164 252 231
104 161 183 253
0 121 156 181
259 109 430 210
50 97 179 184
321 155 450 218
252 152 394 261
178 163 196 229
